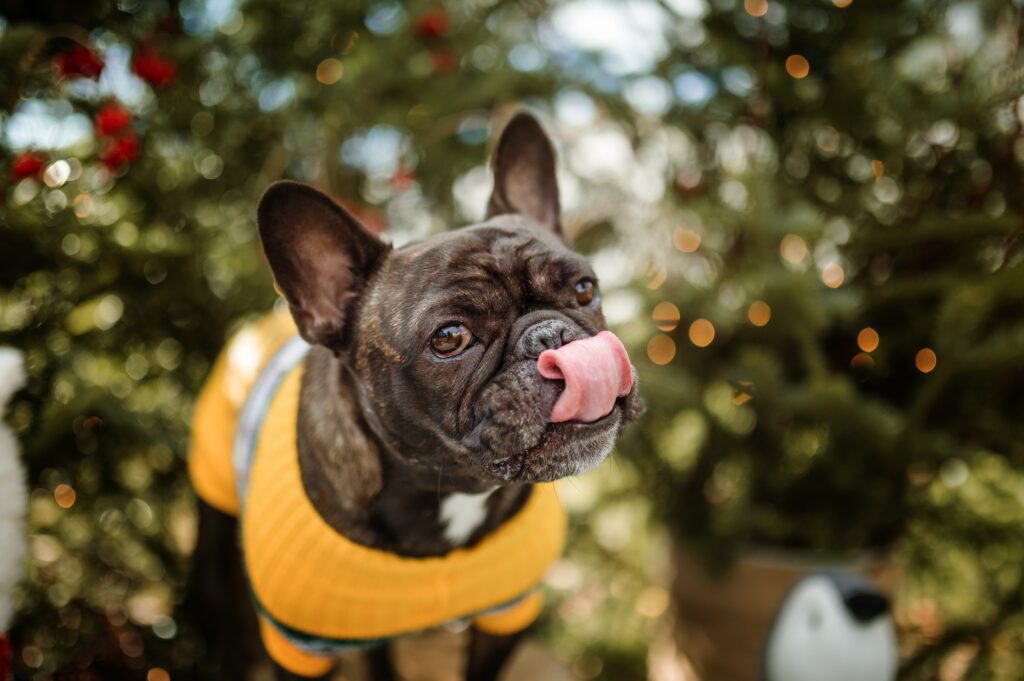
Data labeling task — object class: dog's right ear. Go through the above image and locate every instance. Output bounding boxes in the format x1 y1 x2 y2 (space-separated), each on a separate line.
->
257 181 390 349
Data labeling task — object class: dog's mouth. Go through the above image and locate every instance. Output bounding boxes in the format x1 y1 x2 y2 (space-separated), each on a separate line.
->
487 399 625 482
462 328 643 483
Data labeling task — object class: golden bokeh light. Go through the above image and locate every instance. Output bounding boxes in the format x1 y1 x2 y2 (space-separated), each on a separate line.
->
646 264 667 290
871 159 884 180
316 58 344 84
73 192 94 220
147 669 171 681
822 263 845 288
786 54 810 79
652 302 681 331
54 483 76 509
851 352 875 369
780 234 808 263
915 348 937 373
857 327 879 352
833 0 853 6
733 392 753 405
634 586 670 618
22 646 43 669
647 334 676 365
688 319 715 348
748 300 771 327
744 0 769 17
672 227 702 253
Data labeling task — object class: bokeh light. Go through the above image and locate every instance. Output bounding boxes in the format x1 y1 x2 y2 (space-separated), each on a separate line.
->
822 263 845 288
780 234 808 263
22 646 43 669
646 264 667 289
634 586 669 618
652 302 681 331
672 227 701 253
786 55 810 79
54 483 76 509
747 300 771 327
851 352 875 369
647 334 676 365
857 327 879 353
315 58 344 84
916 348 938 373
688 319 715 348
744 0 769 18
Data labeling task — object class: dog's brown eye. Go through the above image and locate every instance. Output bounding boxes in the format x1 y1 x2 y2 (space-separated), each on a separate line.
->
574 279 596 306
430 324 473 357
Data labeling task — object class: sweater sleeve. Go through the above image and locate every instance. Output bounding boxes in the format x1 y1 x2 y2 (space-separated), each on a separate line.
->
259 616 336 677
472 590 544 635
188 307 298 517
188 347 240 516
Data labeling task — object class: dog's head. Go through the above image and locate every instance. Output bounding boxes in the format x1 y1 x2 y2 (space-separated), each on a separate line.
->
258 113 644 487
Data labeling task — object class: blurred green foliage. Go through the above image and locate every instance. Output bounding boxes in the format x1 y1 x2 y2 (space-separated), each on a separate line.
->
616 0 1024 678
2 0 1024 680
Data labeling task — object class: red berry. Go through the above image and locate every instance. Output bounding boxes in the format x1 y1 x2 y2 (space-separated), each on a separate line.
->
432 49 459 74
132 50 177 88
0 634 11 681
100 134 140 170
95 103 132 137
11 151 47 181
54 45 105 80
415 9 449 40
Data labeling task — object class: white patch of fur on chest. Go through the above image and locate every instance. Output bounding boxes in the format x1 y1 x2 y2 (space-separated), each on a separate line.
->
440 488 496 546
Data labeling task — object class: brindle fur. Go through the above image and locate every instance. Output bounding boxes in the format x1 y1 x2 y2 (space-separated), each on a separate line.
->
191 113 644 681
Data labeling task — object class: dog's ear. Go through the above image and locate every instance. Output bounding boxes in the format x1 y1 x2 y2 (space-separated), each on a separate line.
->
486 112 561 236
257 181 390 348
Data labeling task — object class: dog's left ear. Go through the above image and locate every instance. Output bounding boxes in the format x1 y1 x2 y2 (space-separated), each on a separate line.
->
257 181 390 349
486 112 561 236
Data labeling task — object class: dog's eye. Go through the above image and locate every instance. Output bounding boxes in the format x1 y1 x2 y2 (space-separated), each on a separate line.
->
429 324 473 357
574 278 596 306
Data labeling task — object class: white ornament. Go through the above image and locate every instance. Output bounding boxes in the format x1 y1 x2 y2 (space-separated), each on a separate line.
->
764 572 897 681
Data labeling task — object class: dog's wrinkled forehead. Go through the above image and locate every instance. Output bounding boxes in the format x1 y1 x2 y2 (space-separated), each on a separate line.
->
358 217 589 354
403 218 574 293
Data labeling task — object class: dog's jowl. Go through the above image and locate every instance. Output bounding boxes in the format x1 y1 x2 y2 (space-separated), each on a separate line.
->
188 112 644 681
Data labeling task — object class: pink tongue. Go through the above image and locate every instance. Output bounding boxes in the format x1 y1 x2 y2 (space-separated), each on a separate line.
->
537 331 634 423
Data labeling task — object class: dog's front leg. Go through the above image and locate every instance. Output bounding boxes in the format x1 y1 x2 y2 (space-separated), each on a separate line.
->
367 644 397 681
184 499 255 681
466 627 523 681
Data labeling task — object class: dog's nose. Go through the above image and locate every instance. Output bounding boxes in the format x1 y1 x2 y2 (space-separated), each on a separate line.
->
515 319 579 359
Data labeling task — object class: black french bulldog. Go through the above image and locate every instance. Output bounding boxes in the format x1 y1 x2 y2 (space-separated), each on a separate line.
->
187 112 644 681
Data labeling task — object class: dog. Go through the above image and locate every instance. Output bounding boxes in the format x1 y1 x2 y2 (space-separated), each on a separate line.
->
187 112 644 681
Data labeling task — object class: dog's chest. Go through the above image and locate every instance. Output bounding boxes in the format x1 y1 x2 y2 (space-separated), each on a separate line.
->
439 488 497 545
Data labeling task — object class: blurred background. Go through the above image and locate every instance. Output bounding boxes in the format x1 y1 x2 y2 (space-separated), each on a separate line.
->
2 0 1024 679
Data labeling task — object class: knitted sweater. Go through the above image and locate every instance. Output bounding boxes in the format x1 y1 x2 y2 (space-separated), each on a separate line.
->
188 308 567 677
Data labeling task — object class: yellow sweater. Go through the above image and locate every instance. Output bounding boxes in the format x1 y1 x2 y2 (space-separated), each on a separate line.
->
189 308 567 677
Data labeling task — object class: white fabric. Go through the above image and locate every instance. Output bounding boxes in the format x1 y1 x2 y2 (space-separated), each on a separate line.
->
0 348 28 631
